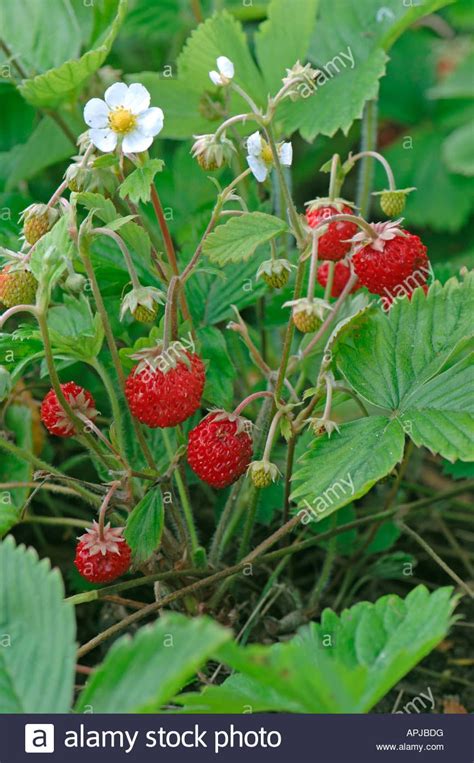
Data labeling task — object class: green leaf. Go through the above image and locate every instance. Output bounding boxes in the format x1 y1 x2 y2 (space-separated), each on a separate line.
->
197 326 235 409
375 127 474 231
177 11 267 108
124 487 164 564
443 122 474 176
119 159 164 205
47 295 104 361
291 416 405 517
0 405 33 536
187 255 267 325
280 0 453 140
0 366 12 402
0 0 80 72
6 116 77 189
29 215 74 290
74 191 118 223
203 212 289 266
334 277 474 461
0 329 43 382
255 0 319 93
176 586 457 713
124 74 217 140
75 613 231 713
428 50 474 100
18 0 128 108
0 536 76 712
398 355 474 462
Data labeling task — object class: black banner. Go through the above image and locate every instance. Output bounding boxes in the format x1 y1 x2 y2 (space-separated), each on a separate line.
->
1 713 472 762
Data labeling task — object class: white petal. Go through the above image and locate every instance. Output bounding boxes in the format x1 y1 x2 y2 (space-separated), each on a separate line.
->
104 82 129 108
124 82 151 114
137 107 164 137
217 56 234 79
209 70 222 86
89 127 117 153
247 131 262 157
279 142 293 167
247 155 268 182
83 98 109 128
122 129 154 154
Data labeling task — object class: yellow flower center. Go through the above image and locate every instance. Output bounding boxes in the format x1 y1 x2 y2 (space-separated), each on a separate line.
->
261 143 274 165
108 107 137 134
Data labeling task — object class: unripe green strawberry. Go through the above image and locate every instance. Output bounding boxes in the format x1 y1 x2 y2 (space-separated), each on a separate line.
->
20 203 58 245
24 214 50 244
248 460 279 488
196 153 220 171
256 258 293 289
262 269 289 289
284 297 331 334
373 187 415 218
0 268 37 307
381 191 406 217
293 310 321 333
133 304 157 323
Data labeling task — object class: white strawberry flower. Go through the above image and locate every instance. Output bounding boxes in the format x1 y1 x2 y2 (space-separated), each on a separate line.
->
209 56 235 86
83 82 164 154
351 219 406 252
246 131 293 182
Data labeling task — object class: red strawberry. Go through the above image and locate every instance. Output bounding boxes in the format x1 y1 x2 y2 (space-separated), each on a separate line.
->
41 382 97 437
317 261 360 297
306 203 358 260
352 221 429 298
187 411 253 488
125 350 205 428
74 521 131 583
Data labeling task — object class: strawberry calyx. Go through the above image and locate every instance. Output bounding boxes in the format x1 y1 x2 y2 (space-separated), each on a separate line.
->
205 408 253 437
77 520 127 557
304 196 355 215
129 340 195 375
350 219 407 253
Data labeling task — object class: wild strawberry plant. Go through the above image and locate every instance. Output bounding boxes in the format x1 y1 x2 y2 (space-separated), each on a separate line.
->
0 0 472 714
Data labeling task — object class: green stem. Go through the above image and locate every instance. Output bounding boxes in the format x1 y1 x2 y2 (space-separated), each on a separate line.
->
398 520 473 598
308 515 337 611
328 153 342 201
274 258 306 399
79 233 157 472
162 430 199 557
92 227 141 290
22 515 92 529
307 232 319 301
356 99 378 218
237 486 260 560
323 261 335 300
36 311 110 466
266 125 305 249
209 478 243 565
89 358 126 456
0 437 100 507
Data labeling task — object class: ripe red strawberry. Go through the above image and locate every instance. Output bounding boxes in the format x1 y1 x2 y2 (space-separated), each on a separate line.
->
306 203 358 260
317 261 359 297
0 267 37 307
352 222 429 297
187 411 253 488
125 349 205 428
74 521 131 583
41 382 97 437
